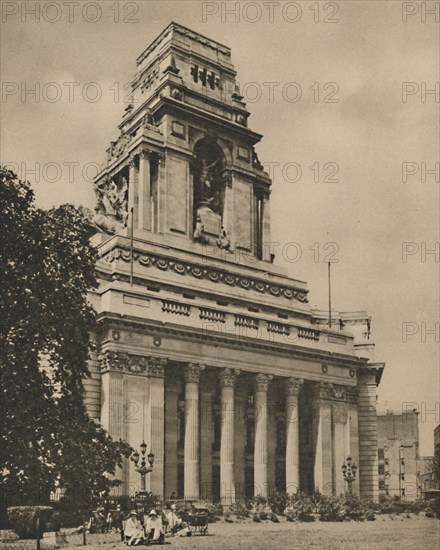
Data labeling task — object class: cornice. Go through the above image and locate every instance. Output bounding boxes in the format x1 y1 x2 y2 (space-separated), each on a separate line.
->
96 312 368 370
101 246 309 304
136 22 231 67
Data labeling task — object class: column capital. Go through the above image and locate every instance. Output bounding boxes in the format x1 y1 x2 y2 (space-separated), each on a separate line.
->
220 368 239 387
313 382 348 402
128 155 137 168
255 373 273 392
139 148 154 160
147 356 167 378
286 377 304 396
99 350 167 377
185 363 205 383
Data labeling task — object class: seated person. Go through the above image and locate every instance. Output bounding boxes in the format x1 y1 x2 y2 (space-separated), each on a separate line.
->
144 509 164 544
124 510 144 546
87 507 108 534
166 504 183 535
107 504 124 533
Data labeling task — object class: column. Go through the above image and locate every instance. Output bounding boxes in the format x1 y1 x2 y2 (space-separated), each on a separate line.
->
164 372 179 499
220 368 237 504
267 381 277 494
332 385 349 495
138 150 152 231
100 352 124 495
200 374 214 500
347 387 360 495
184 363 204 500
146 358 166 498
157 153 166 234
128 156 139 229
254 373 273 497
358 367 381 502
234 380 246 502
221 171 235 251
312 382 334 495
261 193 271 261
285 378 303 494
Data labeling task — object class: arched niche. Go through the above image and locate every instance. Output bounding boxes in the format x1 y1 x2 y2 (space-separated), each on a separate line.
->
192 138 225 240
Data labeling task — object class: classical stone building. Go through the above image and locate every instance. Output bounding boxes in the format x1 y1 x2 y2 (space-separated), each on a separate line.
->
85 23 384 503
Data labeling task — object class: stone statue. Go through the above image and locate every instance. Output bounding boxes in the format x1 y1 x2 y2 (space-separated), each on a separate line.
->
92 176 128 234
193 214 208 243
216 225 231 251
198 158 220 209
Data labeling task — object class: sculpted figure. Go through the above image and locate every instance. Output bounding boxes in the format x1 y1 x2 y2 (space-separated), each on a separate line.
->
216 225 231 251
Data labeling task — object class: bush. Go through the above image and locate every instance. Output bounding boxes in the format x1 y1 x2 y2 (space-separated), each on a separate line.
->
229 502 250 519
316 494 345 522
343 494 373 521
7 506 53 539
223 509 234 523
204 502 223 522
286 493 315 522
268 491 289 514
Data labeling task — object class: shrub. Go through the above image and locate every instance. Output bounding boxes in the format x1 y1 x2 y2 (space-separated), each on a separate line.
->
7 506 53 539
223 509 233 523
343 494 371 521
270 512 280 522
268 491 289 514
316 494 345 522
287 493 315 522
229 502 250 519
204 502 223 522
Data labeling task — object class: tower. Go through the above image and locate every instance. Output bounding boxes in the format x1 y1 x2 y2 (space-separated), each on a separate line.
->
86 23 384 503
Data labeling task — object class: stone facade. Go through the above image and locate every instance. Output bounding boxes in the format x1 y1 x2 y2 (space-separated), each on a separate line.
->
86 23 384 502
377 410 421 501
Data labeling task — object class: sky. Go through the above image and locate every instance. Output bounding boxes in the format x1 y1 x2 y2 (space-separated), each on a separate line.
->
1 0 439 454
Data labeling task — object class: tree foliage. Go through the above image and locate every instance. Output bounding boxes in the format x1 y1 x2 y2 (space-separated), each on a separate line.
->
0 168 131 510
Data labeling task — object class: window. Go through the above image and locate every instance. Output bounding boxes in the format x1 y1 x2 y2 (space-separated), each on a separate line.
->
378 448 385 459
378 465 385 476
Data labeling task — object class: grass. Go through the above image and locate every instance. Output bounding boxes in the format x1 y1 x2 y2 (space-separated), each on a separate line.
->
1 517 438 550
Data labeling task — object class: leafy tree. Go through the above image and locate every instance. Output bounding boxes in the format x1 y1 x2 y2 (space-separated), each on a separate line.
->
0 167 131 514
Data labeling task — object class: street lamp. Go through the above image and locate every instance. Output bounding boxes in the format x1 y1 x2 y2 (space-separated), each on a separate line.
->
131 441 154 495
342 456 357 494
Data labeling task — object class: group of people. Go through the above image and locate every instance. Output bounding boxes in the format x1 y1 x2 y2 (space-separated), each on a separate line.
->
87 503 190 546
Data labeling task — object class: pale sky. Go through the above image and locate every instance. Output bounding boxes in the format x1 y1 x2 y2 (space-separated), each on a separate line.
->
1 0 439 454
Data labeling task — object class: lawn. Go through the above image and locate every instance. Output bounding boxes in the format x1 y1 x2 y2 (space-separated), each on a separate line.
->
1 517 439 550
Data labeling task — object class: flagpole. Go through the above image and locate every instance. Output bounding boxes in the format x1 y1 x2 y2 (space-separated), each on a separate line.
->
328 262 332 328
130 206 134 286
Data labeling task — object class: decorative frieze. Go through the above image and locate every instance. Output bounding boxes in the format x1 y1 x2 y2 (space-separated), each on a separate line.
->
286 377 304 396
255 373 273 393
234 315 259 330
162 300 191 316
99 350 166 377
267 321 291 336
184 363 205 383
102 247 309 304
199 308 226 323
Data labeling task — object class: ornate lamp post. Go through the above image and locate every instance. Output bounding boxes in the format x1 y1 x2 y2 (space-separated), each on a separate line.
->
131 441 155 495
341 455 357 494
